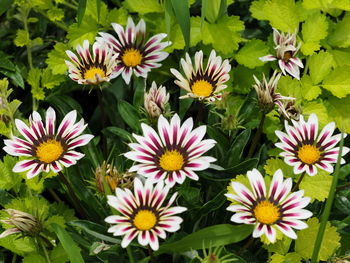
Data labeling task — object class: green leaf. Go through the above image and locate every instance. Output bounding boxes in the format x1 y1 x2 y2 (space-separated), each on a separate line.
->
22 254 46 263
50 243 69 263
14 29 30 47
85 0 109 26
0 0 13 16
51 223 84 263
270 253 302 263
27 68 44 100
302 100 332 127
41 68 65 89
227 129 251 166
264 236 292 255
123 0 163 14
47 6 64 21
117 100 141 132
202 15 244 54
301 12 328 55
77 0 87 26
330 48 350 67
300 75 321 101
0 235 36 256
170 0 190 49
204 0 221 23
277 75 302 101
102 126 132 141
156 224 253 255
66 16 99 47
0 155 22 191
325 96 350 133
46 42 70 75
322 66 350 98
250 0 268 20
295 218 341 261
299 170 332 201
107 8 128 26
235 39 269 69
308 50 334 84
264 158 295 178
328 13 350 48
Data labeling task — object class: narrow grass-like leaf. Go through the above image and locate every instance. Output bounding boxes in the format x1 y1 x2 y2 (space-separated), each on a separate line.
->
169 0 190 49
52 223 84 263
201 0 209 27
164 0 174 39
117 100 141 132
77 0 87 26
96 0 101 22
156 224 253 255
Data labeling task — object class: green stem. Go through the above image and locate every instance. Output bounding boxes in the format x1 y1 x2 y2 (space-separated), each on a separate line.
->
61 1 78 10
36 10 68 31
247 113 266 158
126 246 135 263
11 254 17 263
291 171 306 192
39 238 52 263
303 58 310 77
148 245 156 263
311 133 345 263
97 88 107 158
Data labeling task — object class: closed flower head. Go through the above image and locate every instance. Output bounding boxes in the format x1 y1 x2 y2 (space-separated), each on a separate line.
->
144 81 170 119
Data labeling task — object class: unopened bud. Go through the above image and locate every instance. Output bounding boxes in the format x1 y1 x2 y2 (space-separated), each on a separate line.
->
144 81 169 118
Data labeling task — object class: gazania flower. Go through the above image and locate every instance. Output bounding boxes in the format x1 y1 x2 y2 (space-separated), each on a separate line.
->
260 28 303 80
226 169 312 243
124 114 216 187
65 40 118 85
144 81 170 119
3 107 94 178
278 99 301 121
275 113 349 176
253 70 294 114
97 17 171 84
170 50 231 102
105 178 187 250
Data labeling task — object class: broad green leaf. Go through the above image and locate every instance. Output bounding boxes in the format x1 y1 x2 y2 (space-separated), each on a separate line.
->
170 0 190 49
123 0 163 14
250 0 268 20
235 39 269 69
51 223 84 263
0 235 36 256
264 236 292 255
190 16 202 47
299 171 332 201
50 243 69 263
328 13 350 48
322 66 350 98
302 0 334 9
77 0 87 26
264 158 295 179
117 100 141 132
46 42 70 75
66 16 99 47
301 12 328 55
300 75 321 101
331 48 350 66
85 0 109 26
14 29 30 47
302 100 332 127
156 224 253 255
41 68 65 89
0 155 22 191
47 6 64 21
204 0 221 23
263 111 283 142
27 68 44 100
325 96 350 133
308 50 334 84
202 15 244 54
270 253 302 263
22 254 46 263
107 8 128 26
295 218 341 261
277 75 302 101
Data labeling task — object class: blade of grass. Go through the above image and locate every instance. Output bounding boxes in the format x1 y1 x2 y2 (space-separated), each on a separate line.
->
169 0 190 49
311 132 345 262
77 0 87 26
201 0 209 28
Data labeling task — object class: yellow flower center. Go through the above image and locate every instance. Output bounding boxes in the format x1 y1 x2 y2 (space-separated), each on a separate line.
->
83 67 106 81
122 48 143 67
297 144 321 165
36 139 64 164
191 80 214 97
159 150 184 171
253 200 280 225
133 210 157 231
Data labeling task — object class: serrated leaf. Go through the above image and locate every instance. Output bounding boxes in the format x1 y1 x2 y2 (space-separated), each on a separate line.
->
123 0 163 14
27 68 45 100
322 66 350 98
66 16 99 47
0 155 22 191
328 13 350 48
77 0 87 26
107 8 128 26
331 48 350 66
264 158 295 178
302 100 332 127
299 171 332 201
270 253 302 263
235 39 269 69
277 75 302 101
300 75 321 101
325 96 350 133
46 42 70 75
14 29 30 47
250 0 268 20
47 6 64 21
295 218 341 261
301 12 328 55
85 0 109 26
309 51 334 84
41 68 65 89
264 236 293 255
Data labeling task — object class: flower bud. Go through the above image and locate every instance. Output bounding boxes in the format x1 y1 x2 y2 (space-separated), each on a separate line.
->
144 81 169 118
278 99 301 121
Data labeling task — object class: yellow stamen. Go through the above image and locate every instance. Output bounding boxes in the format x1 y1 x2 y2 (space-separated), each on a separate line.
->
191 80 214 97
36 139 64 164
159 150 184 171
133 210 157 230
122 48 143 67
254 200 280 225
83 67 106 81
297 144 321 165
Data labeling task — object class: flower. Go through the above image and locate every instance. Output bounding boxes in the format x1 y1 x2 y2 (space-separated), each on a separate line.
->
275 113 349 176
105 178 187 250
97 17 171 84
144 81 170 118
278 99 301 121
124 114 216 187
65 40 118 85
170 50 231 102
260 28 303 80
253 70 294 114
0 209 40 238
3 107 94 179
226 169 312 243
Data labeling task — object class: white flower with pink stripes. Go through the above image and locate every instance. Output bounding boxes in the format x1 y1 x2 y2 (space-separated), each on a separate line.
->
65 40 118 85
275 113 349 176
105 178 187 250
226 169 312 243
124 114 216 187
260 28 303 80
3 107 93 179
97 17 171 84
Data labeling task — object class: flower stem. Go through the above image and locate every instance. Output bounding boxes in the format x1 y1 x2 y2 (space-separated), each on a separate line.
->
291 171 306 192
311 133 345 263
148 245 156 262
126 246 135 263
11 254 17 263
58 171 86 219
97 88 107 158
39 237 52 263
247 113 266 158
